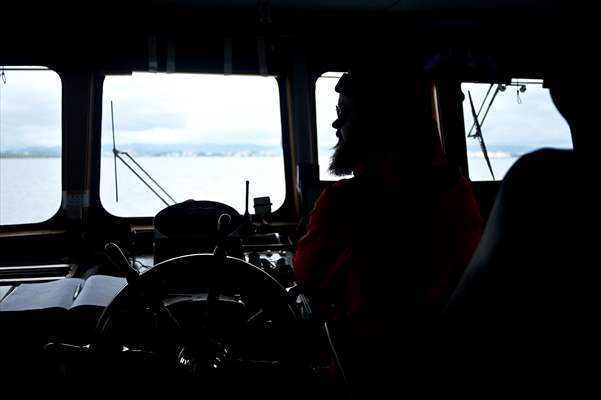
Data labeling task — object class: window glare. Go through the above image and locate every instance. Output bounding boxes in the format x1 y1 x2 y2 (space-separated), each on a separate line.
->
100 73 285 217
0 67 62 225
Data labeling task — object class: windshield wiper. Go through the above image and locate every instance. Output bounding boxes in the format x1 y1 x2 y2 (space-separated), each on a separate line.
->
111 101 176 206
467 84 502 140
468 90 495 180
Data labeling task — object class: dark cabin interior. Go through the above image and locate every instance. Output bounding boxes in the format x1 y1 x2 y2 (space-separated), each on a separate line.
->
1 0 598 396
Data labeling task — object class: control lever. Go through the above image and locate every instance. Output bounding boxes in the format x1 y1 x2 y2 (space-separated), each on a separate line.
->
248 251 261 268
104 242 138 283
237 180 253 240
244 180 250 221
213 213 231 259
274 257 294 288
206 214 231 334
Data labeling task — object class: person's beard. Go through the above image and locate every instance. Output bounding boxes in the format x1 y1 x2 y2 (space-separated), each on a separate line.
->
329 138 359 176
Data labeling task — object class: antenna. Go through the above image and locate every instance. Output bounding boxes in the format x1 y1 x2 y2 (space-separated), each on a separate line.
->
244 180 250 220
111 101 119 202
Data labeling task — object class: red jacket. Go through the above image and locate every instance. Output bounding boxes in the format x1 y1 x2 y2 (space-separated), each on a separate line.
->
293 167 482 328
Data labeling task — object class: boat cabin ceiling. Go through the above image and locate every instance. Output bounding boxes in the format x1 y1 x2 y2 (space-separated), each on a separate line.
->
1 0 572 66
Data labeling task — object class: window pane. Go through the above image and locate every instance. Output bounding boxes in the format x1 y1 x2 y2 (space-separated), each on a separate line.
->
100 73 284 217
0 67 62 225
462 80 572 181
316 71 352 181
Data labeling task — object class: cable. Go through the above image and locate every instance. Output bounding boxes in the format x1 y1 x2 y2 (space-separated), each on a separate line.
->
323 321 351 397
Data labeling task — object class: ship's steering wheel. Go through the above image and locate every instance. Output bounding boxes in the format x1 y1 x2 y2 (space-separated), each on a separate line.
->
91 215 303 392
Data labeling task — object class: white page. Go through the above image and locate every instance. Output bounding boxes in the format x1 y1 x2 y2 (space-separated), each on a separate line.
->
72 275 127 308
0 278 81 311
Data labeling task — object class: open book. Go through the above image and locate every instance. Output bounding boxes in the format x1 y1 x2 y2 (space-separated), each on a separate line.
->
0 275 127 343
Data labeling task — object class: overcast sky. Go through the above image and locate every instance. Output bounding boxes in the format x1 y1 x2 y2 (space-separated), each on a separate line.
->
0 70 284 150
103 73 282 147
317 75 573 154
0 69 572 152
461 82 572 149
0 69 62 149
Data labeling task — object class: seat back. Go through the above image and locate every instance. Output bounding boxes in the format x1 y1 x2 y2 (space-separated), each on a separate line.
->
440 148 600 390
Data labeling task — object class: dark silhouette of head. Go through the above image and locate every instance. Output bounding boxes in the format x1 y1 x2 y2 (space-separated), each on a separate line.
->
545 52 596 152
329 65 433 177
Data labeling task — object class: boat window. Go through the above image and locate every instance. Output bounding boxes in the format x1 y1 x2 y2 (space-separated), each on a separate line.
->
315 71 352 181
462 79 572 181
100 73 284 217
0 67 62 225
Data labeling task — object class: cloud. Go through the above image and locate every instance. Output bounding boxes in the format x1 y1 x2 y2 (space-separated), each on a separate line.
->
102 73 282 146
462 82 572 148
1 70 285 151
0 69 61 150
104 107 187 132
1 70 573 155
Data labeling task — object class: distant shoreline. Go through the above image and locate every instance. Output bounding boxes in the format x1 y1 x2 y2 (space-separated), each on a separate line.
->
0 154 60 158
1 153 283 158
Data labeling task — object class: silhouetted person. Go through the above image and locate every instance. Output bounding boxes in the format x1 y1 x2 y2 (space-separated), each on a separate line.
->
293 66 482 396
546 60 598 153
